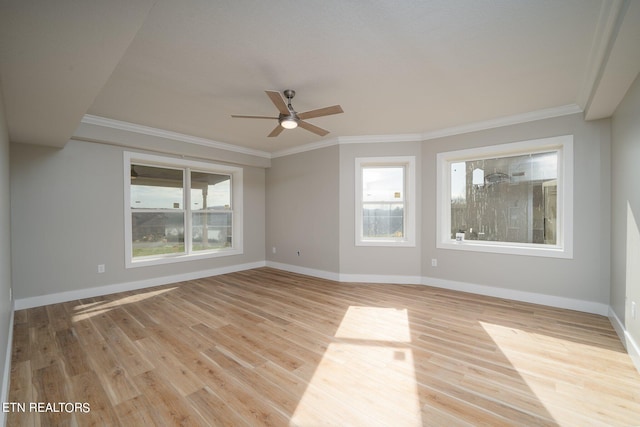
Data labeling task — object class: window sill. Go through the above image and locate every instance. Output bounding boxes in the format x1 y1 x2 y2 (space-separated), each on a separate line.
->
126 248 243 268
356 239 416 248
437 240 572 259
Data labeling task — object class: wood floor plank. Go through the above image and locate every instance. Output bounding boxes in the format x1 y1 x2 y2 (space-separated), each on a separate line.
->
29 324 61 371
187 387 252 427
10 322 29 364
113 394 158 426
46 302 72 332
32 361 73 426
8 267 640 426
68 370 120 426
133 370 208 426
106 307 148 342
84 340 141 405
55 328 92 377
186 356 291 427
7 361 35 427
135 336 205 396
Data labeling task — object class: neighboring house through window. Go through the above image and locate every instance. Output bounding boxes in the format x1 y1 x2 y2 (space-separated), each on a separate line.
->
124 152 243 267
436 135 573 258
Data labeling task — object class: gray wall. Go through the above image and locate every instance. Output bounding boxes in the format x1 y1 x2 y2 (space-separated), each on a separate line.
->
266 113 612 306
266 145 340 273
0 82 13 411
339 141 422 277
422 114 611 304
611 74 640 342
10 140 265 300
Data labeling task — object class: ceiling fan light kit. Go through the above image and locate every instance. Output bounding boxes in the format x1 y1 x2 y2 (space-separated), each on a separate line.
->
280 116 298 129
231 89 343 137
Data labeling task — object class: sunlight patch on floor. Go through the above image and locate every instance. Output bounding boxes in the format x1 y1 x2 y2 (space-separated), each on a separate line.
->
478 320 633 425
71 287 177 322
479 321 564 422
291 306 421 426
335 306 412 342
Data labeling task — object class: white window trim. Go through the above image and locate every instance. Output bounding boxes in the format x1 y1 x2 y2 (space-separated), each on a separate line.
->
124 152 243 268
436 135 573 259
355 156 416 247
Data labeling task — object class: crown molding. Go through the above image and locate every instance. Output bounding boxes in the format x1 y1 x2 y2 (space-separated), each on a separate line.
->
577 0 628 111
583 0 640 120
338 133 424 144
80 115 272 159
272 104 582 157
270 137 339 158
271 133 427 158
82 103 583 161
270 133 425 158
420 104 583 141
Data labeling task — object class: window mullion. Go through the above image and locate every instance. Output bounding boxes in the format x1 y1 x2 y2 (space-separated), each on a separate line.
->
184 168 192 255
403 165 408 241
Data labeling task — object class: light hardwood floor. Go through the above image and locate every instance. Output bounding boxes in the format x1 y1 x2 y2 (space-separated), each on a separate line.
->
8 267 640 426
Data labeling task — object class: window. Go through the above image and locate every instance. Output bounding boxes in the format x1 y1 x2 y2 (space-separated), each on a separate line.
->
437 135 573 258
355 156 416 246
124 152 243 267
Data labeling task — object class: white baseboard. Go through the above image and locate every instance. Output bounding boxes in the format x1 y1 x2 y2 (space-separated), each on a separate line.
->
608 307 627 347
265 262 609 316
14 261 266 310
265 261 340 282
625 330 640 374
267 261 422 285
609 307 640 374
422 276 610 316
1 301 14 427
13 259 610 317
265 261 424 285
339 272 423 285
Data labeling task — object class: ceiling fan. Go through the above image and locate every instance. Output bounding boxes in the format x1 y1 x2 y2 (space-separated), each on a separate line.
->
231 89 343 137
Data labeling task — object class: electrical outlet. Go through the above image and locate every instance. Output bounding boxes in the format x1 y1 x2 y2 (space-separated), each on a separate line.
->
272 247 276 254
9 288 12 302
98 264 105 274
431 258 438 267
632 301 637 320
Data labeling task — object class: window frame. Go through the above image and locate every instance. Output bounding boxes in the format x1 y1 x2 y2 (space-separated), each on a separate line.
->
436 135 573 259
355 156 416 247
124 152 243 268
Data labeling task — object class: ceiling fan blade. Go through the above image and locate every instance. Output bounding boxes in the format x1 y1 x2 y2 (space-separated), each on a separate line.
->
268 125 285 137
298 120 329 137
231 115 278 119
265 90 290 115
297 105 344 120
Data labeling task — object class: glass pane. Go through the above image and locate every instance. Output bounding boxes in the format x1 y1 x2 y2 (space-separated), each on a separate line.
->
363 167 404 202
191 172 231 210
363 203 404 238
192 211 232 251
131 212 185 257
131 165 183 209
450 151 558 244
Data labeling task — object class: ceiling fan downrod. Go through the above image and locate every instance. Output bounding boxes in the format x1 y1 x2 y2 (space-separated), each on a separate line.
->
283 89 296 111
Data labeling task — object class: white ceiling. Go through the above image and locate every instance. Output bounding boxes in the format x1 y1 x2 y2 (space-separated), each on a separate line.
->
1 0 639 154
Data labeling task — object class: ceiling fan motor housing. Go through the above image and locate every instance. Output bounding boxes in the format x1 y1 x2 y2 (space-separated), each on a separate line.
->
283 89 296 101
